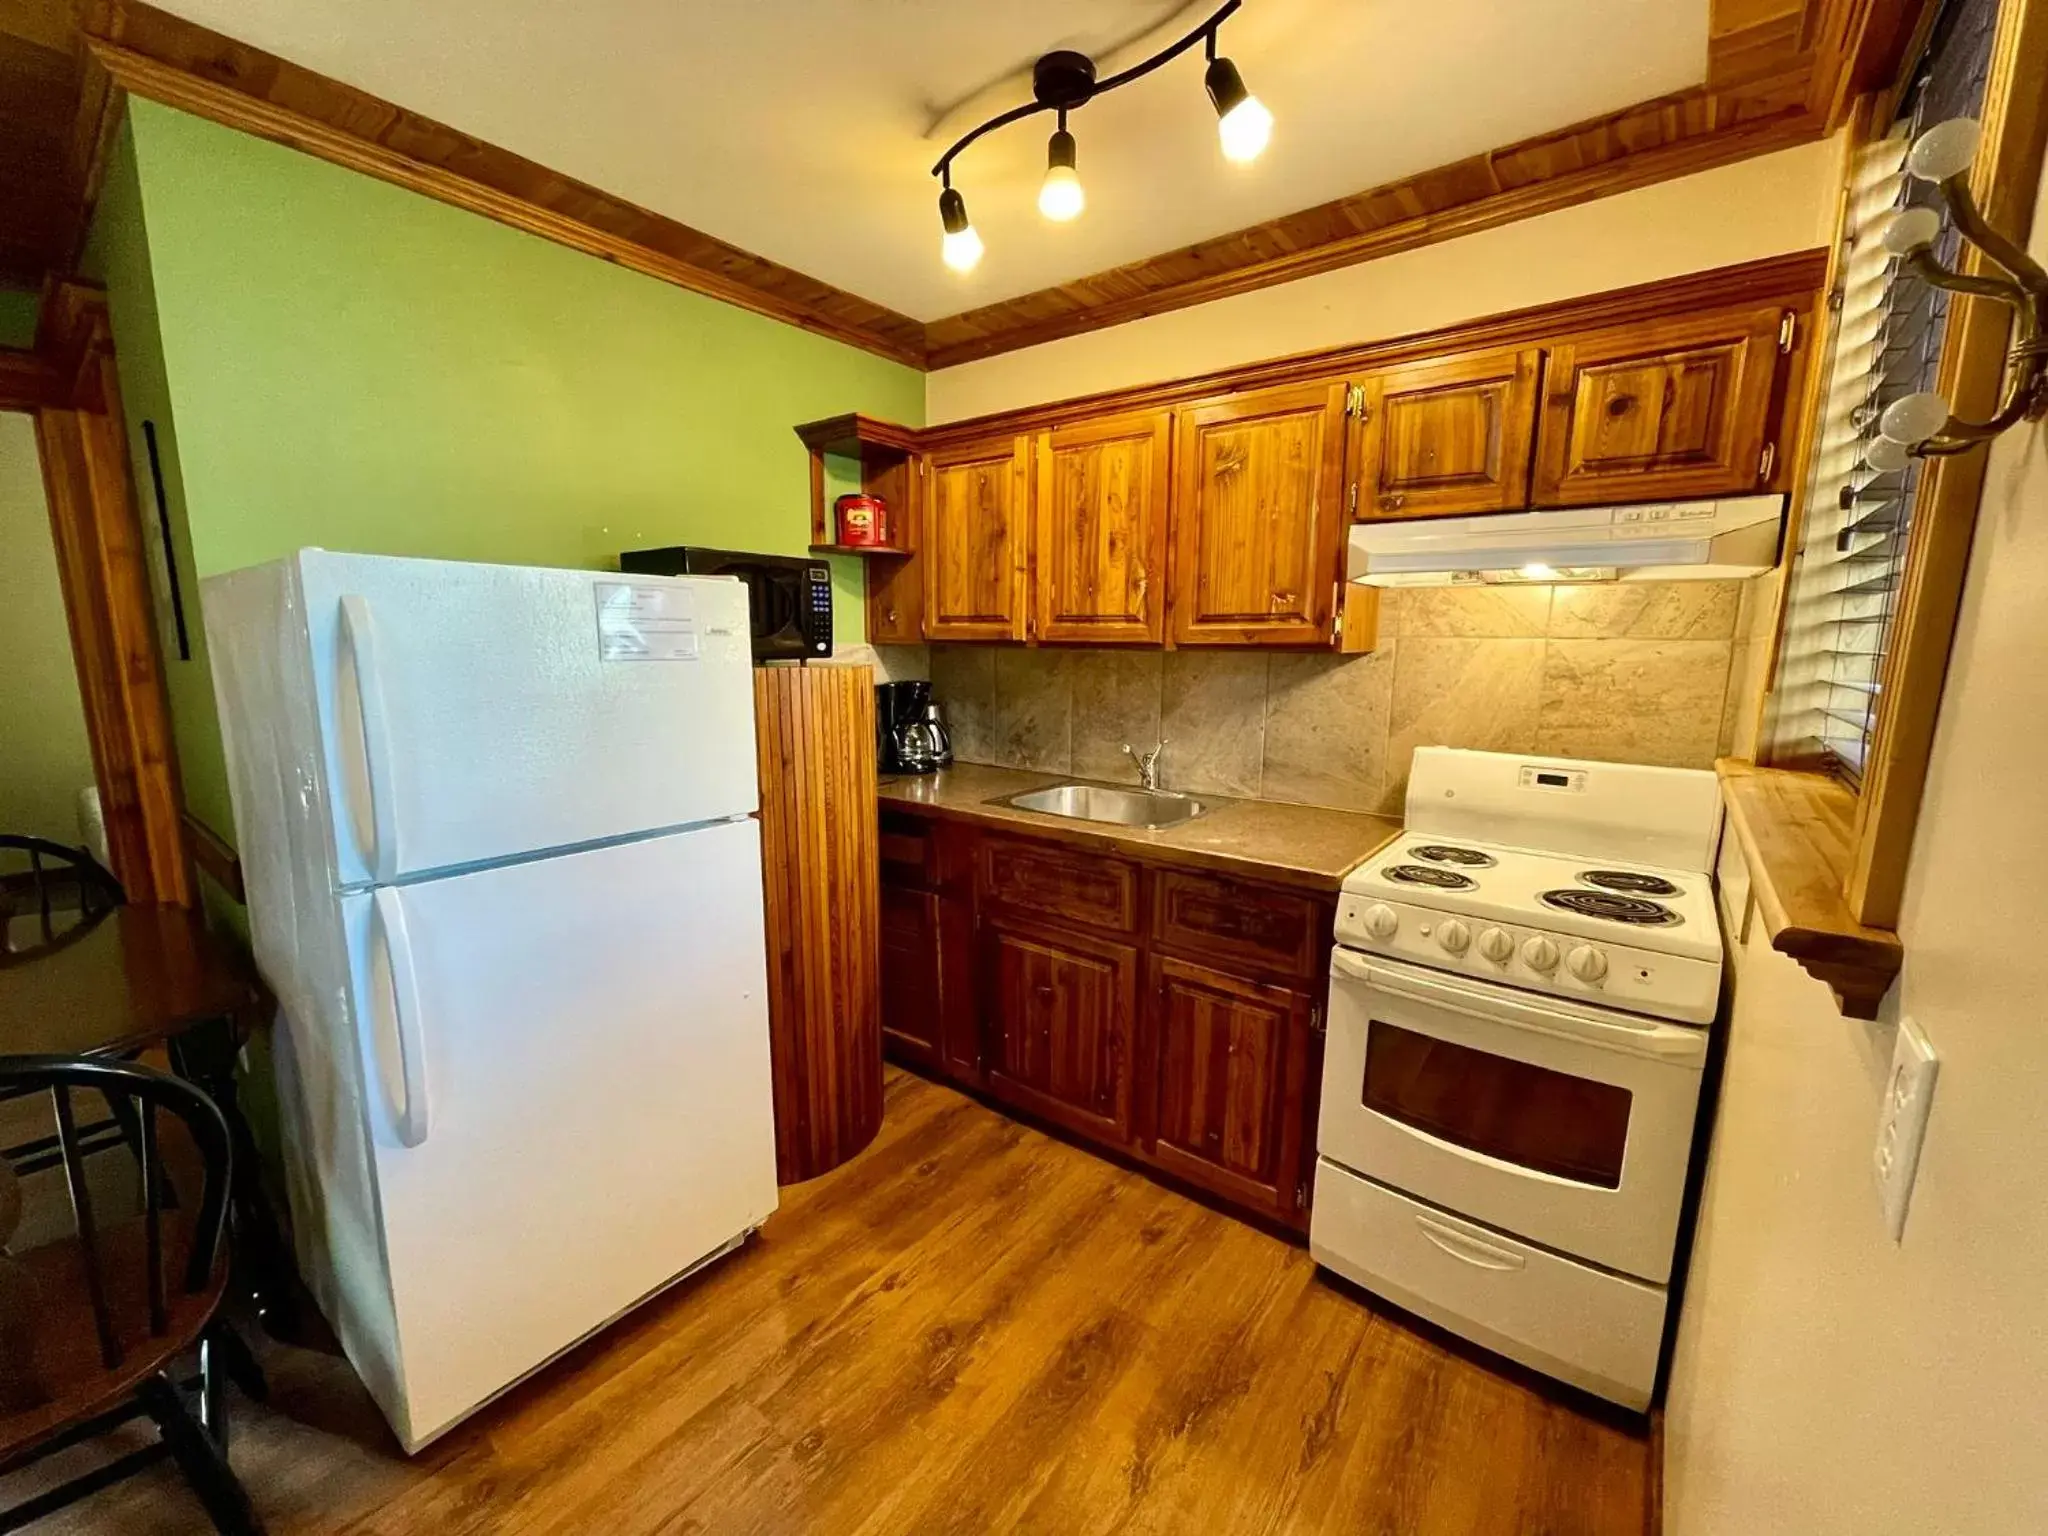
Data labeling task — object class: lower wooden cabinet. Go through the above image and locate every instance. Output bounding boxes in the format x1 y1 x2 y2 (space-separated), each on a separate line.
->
880 884 944 1070
981 914 1138 1146
879 810 1334 1232
1147 956 1314 1222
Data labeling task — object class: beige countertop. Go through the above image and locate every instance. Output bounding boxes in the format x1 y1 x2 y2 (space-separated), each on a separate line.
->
878 763 1401 894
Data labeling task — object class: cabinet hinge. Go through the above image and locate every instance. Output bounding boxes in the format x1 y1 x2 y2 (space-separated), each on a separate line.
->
1758 441 1777 482
1296 1178 1310 1210
1309 1003 1325 1036
1777 310 1797 354
1347 482 1358 516
1344 384 1362 417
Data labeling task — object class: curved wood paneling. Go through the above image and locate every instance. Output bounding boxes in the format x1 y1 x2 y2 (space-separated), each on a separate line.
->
753 665 882 1183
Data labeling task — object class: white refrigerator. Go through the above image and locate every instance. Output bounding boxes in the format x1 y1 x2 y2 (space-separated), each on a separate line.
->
203 549 778 1452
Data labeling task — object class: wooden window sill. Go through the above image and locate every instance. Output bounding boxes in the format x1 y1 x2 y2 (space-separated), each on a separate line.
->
1715 759 1902 1019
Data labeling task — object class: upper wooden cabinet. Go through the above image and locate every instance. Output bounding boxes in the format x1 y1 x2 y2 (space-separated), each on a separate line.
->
1533 303 1792 506
923 434 1031 641
1170 381 1349 647
1032 411 1171 645
1352 346 1542 521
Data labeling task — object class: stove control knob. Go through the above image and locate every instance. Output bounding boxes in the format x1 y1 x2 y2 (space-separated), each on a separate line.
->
1520 936 1560 972
1477 927 1515 964
1361 902 1400 940
1437 919 1471 955
1568 945 1609 984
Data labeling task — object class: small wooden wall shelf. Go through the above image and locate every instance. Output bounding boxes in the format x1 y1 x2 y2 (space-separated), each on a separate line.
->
796 413 920 556
1716 758 1903 1018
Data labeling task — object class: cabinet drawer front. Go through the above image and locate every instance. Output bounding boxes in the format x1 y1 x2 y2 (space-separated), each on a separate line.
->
1153 870 1322 977
879 810 936 888
979 838 1139 931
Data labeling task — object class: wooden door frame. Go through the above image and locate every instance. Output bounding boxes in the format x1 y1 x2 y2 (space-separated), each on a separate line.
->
1 280 190 905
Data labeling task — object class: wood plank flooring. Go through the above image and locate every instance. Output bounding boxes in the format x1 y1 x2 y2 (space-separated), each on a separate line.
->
14 1069 1653 1534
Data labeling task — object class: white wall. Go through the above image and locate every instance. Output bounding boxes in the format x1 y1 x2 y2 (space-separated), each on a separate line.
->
0 412 96 846
928 139 1843 424
1664 143 2048 1534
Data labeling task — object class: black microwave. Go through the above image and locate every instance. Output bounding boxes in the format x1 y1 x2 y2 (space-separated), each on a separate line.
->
619 546 832 661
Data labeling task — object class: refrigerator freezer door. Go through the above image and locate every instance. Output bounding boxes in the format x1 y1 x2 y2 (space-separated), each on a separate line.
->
340 819 777 1450
296 551 758 886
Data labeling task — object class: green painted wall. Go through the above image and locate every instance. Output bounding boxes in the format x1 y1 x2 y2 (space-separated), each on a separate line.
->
102 100 922 842
0 289 35 348
0 414 97 847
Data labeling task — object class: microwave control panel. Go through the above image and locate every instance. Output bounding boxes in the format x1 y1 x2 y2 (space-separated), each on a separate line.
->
802 564 833 655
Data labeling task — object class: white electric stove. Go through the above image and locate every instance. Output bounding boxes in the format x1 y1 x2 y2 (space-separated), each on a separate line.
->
1311 748 1726 1411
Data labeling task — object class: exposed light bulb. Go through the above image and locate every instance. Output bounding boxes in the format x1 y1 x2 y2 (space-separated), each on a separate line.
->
1038 129 1085 222
1906 118 1981 183
1880 391 1952 445
1518 563 1559 582
937 186 983 273
1862 436 1915 473
1205 56 1273 163
1880 205 1942 257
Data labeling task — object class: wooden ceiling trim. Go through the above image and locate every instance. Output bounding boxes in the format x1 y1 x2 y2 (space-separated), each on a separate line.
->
922 248 1828 444
920 104 1822 370
920 0 1930 370
78 1 929 368
0 345 62 410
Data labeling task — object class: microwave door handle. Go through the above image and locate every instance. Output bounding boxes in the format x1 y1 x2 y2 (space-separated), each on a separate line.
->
1338 951 1705 1060
1415 1216 1528 1272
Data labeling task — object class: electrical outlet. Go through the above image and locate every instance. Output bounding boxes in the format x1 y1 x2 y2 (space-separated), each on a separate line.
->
1874 1016 1939 1241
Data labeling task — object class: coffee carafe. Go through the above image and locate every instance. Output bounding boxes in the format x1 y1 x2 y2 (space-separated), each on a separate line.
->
877 681 948 774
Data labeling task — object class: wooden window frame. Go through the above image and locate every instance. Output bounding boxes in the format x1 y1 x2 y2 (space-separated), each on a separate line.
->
1726 0 2048 1016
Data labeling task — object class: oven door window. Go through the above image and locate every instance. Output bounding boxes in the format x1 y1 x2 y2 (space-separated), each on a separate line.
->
1360 1020 1632 1188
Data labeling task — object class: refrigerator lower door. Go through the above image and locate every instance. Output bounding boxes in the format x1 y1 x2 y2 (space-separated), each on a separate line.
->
292 550 759 887
339 820 776 1450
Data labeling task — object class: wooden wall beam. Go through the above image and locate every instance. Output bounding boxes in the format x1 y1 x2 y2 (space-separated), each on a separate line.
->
32 280 189 905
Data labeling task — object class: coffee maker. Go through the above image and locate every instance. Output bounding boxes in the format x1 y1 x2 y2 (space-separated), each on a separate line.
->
877 681 953 775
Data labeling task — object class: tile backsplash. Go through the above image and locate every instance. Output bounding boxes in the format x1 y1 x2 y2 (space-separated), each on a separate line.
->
928 580 1761 816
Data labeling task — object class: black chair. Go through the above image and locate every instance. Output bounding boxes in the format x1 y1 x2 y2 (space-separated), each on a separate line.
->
0 1055 265 1534
0 837 123 964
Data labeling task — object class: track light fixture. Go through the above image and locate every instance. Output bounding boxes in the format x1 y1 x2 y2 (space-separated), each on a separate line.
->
931 0 1269 271
1867 118 2048 460
937 181 983 273
1039 118 1085 222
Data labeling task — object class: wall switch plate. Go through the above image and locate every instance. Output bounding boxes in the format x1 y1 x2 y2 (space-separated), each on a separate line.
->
1874 1015 1939 1242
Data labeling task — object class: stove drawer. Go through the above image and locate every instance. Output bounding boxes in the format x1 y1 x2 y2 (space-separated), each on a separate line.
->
1309 1158 1664 1410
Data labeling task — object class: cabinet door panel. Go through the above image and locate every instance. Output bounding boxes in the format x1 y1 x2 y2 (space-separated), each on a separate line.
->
924 436 1029 640
1355 347 1541 520
1533 305 1788 506
1034 411 1171 644
1148 956 1311 1219
982 916 1137 1145
880 883 942 1069
1171 382 1348 646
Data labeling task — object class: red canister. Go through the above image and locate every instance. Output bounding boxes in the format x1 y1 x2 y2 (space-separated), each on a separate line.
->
834 493 888 546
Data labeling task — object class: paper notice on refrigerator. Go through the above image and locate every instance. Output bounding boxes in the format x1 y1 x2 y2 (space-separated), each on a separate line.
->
595 582 700 661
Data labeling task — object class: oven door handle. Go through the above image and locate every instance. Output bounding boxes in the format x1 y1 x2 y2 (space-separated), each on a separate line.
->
1329 948 1707 1062
1415 1215 1528 1272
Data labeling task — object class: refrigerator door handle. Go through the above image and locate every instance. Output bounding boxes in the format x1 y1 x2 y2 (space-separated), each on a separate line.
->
339 594 401 883
372 886 432 1147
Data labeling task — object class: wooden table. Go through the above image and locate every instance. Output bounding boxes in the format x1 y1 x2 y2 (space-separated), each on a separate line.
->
0 905 258 1060
0 905 293 1359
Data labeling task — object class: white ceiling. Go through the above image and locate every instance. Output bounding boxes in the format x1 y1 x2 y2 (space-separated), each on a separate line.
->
150 0 1709 322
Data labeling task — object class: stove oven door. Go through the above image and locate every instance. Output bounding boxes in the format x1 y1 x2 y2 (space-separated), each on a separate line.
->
1319 948 1707 1282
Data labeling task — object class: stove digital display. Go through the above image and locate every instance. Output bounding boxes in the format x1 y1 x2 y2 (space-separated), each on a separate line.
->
1536 772 1570 786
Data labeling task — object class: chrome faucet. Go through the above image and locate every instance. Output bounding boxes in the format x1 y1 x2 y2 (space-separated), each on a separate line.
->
1122 739 1168 792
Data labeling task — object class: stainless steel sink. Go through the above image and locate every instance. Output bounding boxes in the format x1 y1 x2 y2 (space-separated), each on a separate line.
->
998 783 1209 829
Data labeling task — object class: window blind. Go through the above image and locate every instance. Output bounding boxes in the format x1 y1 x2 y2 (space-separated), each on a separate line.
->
1766 0 1997 782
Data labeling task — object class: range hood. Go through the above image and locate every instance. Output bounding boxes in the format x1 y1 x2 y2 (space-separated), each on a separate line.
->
1347 494 1785 586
